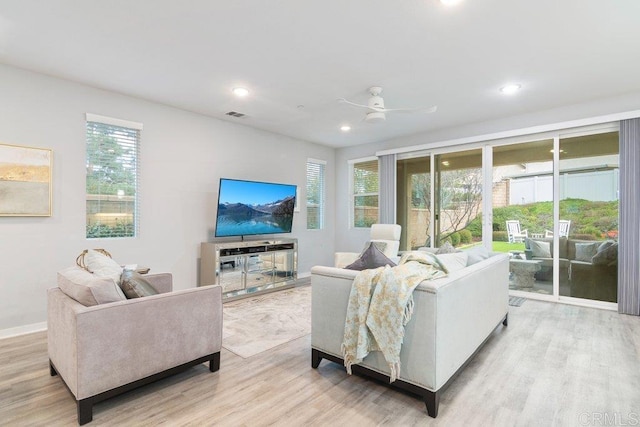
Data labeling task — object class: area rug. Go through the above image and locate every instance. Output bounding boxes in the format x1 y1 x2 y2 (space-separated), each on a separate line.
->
222 285 311 358
508 296 527 307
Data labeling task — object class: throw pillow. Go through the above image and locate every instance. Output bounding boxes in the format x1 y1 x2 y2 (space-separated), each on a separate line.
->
361 240 388 256
592 242 618 266
434 252 469 273
84 249 123 285
464 245 491 266
345 242 397 271
436 241 458 254
529 240 551 258
120 270 160 299
574 242 599 262
57 266 127 306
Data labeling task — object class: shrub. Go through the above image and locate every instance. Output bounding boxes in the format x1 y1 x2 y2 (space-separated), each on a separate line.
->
572 233 597 241
493 231 508 242
450 232 461 246
459 229 472 244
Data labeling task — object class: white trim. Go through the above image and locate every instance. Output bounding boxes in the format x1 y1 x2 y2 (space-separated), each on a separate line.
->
376 109 640 157
0 321 47 340
348 155 377 164
86 113 144 130
307 157 327 165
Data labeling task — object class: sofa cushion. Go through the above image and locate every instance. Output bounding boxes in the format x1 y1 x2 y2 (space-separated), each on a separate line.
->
57 266 127 306
464 245 491 266
436 241 459 254
361 240 388 256
435 252 469 273
529 240 551 258
345 242 397 271
84 249 123 285
575 242 599 262
120 270 159 298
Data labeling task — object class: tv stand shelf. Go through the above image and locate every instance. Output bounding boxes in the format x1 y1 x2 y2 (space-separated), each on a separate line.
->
200 238 297 299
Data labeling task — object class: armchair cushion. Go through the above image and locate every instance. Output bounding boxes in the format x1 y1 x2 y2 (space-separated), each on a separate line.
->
120 270 159 298
345 242 397 271
84 249 123 284
57 266 126 306
529 239 551 258
575 242 599 262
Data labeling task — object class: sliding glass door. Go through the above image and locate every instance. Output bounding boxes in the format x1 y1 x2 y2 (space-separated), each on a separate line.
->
492 139 555 296
558 131 619 302
434 149 482 248
393 125 619 307
397 155 431 251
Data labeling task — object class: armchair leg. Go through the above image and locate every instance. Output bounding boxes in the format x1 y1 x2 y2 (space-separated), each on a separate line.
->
311 348 322 368
503 313 509 327
77 399 93 425
49 360 57 376
209 352 220 372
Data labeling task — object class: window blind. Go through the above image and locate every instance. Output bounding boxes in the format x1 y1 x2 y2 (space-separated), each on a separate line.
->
86 115 141 238
306 159 326 230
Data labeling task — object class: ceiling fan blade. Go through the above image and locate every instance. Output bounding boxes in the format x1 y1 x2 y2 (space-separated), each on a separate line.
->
380 105 438 113
337 98 379 111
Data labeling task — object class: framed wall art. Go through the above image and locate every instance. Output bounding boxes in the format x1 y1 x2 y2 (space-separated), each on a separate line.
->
0 143 52 216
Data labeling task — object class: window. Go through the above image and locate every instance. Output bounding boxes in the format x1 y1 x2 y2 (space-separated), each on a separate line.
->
306 158 326 230
85 114 142 238
352 158 379 228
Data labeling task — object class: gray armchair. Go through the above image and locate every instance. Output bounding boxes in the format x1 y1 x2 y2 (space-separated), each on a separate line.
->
47 269 222 424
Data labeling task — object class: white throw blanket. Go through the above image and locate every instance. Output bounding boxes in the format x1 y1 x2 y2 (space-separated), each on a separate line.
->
342 251 447 382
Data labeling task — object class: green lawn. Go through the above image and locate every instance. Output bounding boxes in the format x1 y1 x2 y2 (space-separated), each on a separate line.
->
492 241 525 253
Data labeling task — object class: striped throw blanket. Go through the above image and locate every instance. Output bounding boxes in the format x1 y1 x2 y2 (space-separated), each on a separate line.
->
342 251 447 382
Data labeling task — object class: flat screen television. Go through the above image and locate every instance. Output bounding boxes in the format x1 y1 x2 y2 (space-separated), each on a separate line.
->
214 178 296 238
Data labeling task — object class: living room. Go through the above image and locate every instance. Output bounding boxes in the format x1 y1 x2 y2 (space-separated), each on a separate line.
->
1 1 640 425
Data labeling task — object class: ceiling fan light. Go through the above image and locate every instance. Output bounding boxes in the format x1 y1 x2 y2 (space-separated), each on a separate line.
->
365 112 386 123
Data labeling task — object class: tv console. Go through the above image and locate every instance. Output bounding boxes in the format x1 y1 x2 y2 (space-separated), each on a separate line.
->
200 238 297 299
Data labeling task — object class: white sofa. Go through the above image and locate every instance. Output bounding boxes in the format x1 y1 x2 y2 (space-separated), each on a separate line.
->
311 248 509 417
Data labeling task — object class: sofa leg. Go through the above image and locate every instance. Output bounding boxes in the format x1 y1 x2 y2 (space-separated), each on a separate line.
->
425 390 440 418
77 399 93 425
49 360 57 376
311 348 322 369
209 352 221 372
502 313 509 327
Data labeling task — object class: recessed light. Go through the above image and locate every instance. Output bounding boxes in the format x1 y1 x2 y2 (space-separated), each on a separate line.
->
440 0 462 5
500 84 521 95
232 87 250 97
340 125 351 132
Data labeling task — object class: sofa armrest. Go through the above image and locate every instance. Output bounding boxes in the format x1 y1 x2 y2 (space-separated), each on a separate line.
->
144 272 173 293
48 285 222 400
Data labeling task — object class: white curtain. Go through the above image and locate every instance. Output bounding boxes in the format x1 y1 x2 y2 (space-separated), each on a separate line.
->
618 118 640 315
378 154 396 224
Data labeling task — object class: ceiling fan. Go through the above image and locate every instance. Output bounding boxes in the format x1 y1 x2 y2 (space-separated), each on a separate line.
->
338 86 437 123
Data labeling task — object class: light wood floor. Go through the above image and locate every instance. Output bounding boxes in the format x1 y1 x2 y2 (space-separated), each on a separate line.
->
2 299 640 426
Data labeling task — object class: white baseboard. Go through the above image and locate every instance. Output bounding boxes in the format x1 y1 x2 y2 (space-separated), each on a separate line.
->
298 271 311 279
0 322 47 340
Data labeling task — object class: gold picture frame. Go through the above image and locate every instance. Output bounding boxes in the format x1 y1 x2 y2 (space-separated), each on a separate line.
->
0 142 52 216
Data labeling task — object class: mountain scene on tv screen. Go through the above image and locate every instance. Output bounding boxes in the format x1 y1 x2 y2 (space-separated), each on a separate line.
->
216 196 295 236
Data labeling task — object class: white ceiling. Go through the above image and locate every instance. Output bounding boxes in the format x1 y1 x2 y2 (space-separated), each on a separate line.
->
1 0 640 148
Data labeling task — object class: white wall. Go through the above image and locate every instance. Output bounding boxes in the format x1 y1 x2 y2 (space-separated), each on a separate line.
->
334 92 640 253
0 64 335 335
